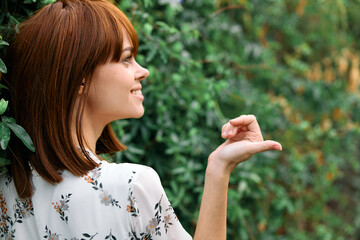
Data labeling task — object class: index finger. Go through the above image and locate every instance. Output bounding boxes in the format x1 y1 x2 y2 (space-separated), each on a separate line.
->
229 115 261 133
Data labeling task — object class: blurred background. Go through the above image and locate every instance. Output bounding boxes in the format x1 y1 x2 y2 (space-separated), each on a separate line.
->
1 0 360 239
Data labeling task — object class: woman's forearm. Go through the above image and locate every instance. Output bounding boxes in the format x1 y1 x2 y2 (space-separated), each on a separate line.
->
193 115 282 239
194 164 230 240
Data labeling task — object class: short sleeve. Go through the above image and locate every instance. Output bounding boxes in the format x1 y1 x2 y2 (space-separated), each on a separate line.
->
127 166 192 240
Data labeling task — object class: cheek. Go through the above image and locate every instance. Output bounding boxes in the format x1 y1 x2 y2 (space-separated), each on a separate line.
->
89 68 134 101
90 80 131 107
95 75 128 96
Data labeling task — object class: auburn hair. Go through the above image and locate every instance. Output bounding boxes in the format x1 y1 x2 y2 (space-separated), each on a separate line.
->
4 0 138 198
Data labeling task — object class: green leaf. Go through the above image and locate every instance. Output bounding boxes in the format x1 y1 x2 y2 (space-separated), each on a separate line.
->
5 123 35 152
0 99 8 115
0 58 7 74
0 83 9 90
0 157 10 167
0 40 9 46
0 122 11 150
143 23 153 35
1 116 15 123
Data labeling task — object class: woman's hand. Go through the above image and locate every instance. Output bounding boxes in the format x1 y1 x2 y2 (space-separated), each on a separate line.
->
195 114 281 240
208 114 282 175
194 114 281 240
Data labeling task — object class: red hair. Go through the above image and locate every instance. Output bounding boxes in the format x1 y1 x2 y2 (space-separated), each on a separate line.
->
4 0 138 198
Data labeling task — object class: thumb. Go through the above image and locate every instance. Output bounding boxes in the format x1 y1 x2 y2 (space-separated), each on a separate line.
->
249 140 282 155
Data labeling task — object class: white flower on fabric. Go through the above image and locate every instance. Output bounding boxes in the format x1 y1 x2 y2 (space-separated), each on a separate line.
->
164 214 172 224
4 233 12 240
99 191 112 206
92 170 101 179
19 205 31 219
59 200 69 211
145 218 158 234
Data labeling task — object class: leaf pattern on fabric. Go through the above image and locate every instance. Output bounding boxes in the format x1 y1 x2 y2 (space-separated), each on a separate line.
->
128 171 136 184
105 230 117 240
152 195 164 236
80 232 98 240
4 174 12 187
44 226 100 240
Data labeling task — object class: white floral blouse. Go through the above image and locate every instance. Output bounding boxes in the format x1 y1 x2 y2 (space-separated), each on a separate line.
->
0 151 192 240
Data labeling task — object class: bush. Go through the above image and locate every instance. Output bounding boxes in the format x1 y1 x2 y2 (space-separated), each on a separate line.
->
1 0 360 239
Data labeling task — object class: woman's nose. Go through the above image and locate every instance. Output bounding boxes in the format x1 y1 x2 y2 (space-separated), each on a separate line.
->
135 62 150 81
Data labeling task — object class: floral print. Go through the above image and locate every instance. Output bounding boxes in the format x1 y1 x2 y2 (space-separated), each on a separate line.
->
0 190 34 239
0 155 191 239
127 194 179 239
0 192 13 239
52 194 72 223
145 218 159 235
99 191 113 206
127 188 139 217
163 214 172 233
15 198 33 219
44 225 60 240
152 195 164 236
83 164 121 209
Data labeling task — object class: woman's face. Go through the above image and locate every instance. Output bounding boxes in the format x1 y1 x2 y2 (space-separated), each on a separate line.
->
84 31 149 125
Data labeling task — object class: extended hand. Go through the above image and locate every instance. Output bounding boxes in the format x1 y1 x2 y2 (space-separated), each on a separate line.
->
208 115 282 175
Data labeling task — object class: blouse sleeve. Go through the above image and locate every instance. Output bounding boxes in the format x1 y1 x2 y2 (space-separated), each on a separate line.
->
127 166 193 240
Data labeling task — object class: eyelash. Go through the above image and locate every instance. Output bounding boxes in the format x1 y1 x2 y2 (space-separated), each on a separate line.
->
123 54 133 63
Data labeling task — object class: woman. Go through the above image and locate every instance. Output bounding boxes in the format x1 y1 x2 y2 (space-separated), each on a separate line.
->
0 0 282 239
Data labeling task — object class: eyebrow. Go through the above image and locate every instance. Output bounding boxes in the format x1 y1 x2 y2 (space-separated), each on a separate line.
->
122 47 134 53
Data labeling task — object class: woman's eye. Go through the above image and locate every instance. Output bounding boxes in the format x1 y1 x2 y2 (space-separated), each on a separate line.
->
123 54 133 63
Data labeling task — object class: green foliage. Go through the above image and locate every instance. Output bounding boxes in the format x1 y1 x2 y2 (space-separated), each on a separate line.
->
0 37 9 74
1 0 360 239
0 28 35 170
0 95 35 168
0 94 35 169
6 122 35 152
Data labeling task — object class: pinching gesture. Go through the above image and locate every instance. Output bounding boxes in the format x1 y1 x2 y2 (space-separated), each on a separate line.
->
195 114 281 240
208 114 282 175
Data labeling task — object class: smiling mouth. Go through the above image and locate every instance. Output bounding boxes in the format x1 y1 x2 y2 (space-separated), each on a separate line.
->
130 89 142 95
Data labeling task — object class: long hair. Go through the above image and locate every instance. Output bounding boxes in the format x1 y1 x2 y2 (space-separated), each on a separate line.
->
4 0 138 198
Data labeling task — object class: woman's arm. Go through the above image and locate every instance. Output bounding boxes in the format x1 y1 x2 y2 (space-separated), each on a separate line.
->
194 115 282 240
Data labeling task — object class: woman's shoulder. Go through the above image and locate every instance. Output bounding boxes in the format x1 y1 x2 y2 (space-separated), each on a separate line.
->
78 150 160 187
85 150 158 182
101 160 155 174
97 161 160 187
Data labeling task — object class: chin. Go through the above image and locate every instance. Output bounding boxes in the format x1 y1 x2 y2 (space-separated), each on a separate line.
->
132 108 145 119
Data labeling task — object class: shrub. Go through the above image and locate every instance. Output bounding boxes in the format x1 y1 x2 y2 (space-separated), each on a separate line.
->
1 0 360 238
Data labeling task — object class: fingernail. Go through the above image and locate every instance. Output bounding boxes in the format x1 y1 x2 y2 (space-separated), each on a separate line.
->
228 130 233 135
223 131 227 137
